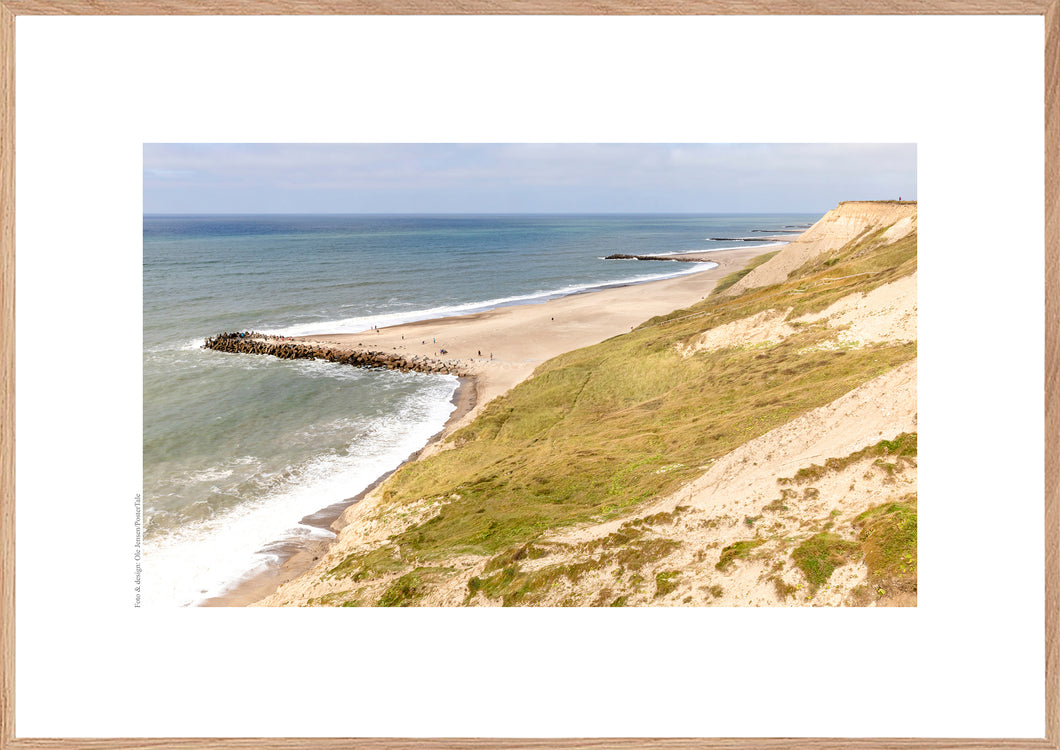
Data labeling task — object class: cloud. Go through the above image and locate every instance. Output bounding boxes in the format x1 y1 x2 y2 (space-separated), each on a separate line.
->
143 143 916 213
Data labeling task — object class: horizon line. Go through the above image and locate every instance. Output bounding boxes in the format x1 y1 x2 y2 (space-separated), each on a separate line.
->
142 209 834 217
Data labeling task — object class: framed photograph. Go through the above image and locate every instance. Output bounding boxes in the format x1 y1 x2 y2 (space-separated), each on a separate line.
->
2 2 1056 748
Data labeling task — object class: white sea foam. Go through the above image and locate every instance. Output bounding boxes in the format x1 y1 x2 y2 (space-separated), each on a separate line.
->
261 264 715 338
143 374 459 607
142 337 207 354
184 467 235 483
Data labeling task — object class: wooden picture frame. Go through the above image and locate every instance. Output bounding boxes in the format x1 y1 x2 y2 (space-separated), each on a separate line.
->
1 2 1056 748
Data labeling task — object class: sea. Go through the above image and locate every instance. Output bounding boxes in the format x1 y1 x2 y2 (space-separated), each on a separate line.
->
143 213 820 606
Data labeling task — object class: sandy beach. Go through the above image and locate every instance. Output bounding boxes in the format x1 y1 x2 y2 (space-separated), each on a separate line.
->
204 243 778 605
290 245 775 434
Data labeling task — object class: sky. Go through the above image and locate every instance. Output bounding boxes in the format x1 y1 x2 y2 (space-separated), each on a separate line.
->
143 143 916 215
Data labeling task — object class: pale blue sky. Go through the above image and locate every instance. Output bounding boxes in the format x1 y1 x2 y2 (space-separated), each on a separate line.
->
143 143 916 214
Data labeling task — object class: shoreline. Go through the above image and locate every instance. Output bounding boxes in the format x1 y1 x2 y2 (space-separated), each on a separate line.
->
203 243 779 606
200 375 478 607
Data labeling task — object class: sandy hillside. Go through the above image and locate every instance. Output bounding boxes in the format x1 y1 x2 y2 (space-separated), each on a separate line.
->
727 201 916 294
255 201 918 608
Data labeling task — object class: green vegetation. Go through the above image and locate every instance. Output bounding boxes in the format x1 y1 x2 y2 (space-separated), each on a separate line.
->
612 537 681 570
377 567 448 607
716 539 766 571
624 506 690 529
763 489 796 513
792 532 860 592
319 224 916 604
789 495 917 599
373 328 913 571
324 544 405 581
654 570 680 598
771 576 798 600
784 229 917 317
647 227 916 330
855 495 917 593
779 433 917 485
468 558 594 607
465 529 681 606
306 589 359 606
711 250 781 296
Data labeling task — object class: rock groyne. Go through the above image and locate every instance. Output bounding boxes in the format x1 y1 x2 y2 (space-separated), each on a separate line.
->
203 332 468 376
604 253 708 262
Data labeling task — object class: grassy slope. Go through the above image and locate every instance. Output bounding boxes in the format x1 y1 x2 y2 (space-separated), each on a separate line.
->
324 224 918 603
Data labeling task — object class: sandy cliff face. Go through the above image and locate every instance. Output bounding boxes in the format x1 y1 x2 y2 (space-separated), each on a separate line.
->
727 201 917 294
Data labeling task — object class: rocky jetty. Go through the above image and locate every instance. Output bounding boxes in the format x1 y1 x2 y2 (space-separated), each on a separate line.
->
604 253 706 262
706 237 774 242
203 332 467 376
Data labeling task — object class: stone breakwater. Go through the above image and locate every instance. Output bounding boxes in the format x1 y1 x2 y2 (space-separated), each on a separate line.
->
604 253 707 262
203 332 468 376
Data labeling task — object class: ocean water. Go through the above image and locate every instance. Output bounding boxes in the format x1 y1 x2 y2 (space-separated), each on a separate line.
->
143 213 819 606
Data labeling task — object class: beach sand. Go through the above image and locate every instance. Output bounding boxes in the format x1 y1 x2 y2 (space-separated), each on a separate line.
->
204 244 777 606
291 245 772 434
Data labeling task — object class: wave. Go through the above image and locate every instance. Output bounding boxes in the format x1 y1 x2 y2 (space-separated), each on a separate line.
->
260 263 717 338
143 373 459 607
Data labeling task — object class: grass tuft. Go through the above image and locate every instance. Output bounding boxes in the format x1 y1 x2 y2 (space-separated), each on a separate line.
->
377 567 448 607
654 570 680 599
779 433 917 485
792 532 860 593
716 539 766 571
855 495 917 594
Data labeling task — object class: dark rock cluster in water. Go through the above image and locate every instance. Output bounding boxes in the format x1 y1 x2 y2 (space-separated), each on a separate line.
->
604 253 704 262
203 332 467 376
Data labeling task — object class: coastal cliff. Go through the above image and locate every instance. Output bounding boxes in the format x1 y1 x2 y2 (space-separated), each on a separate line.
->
725 200 917 295
255 201 918 608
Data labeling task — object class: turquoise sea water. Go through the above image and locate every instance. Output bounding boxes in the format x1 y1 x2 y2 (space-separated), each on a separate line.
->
143 213 819 606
